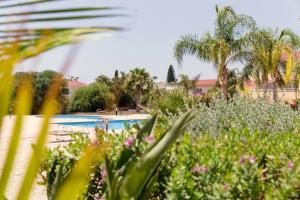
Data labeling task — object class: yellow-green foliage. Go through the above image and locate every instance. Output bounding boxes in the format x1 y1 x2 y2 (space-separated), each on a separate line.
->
0 1 121 199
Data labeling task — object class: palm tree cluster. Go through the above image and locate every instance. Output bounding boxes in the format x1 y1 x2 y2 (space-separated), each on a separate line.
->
174 5 300 102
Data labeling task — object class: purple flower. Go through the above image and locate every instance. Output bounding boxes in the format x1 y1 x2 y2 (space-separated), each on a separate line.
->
93 140 100 146
124 137 134 148
249 155 256 164
145 135 154 143
239 156 246 164
288 161 294 169
223 183 230 190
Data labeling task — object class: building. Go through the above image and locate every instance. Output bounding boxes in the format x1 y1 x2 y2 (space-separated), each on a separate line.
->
244 80 299 102
155 80 179 90
193 79 217 95
65 76 87 97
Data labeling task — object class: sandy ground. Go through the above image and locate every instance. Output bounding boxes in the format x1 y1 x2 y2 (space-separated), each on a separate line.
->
0 114 149 200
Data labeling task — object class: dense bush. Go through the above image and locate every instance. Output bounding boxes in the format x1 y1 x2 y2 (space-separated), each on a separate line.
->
13 70 68 114
166 130 300 199
191 96 300 137
68 83 114 112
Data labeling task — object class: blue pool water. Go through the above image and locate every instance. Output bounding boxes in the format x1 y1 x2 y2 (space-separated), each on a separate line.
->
53 115 142 130
53 115 99 119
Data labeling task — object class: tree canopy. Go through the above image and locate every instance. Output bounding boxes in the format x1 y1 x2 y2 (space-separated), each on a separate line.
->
166 65 177 84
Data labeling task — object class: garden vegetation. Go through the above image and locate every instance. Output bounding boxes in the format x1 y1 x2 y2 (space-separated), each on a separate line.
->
2 2 300 200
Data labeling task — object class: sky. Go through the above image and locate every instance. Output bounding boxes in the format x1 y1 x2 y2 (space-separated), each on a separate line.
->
17 0 300 83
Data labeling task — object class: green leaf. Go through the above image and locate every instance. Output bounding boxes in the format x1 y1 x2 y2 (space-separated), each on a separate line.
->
47 161 69 200
115 114 158 170
55 145 104 200
0 7 116 17
119 111 194 199
136 114 158 141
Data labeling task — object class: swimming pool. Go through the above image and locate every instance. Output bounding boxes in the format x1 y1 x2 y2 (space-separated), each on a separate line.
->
52 115 142 130
52 115 99 119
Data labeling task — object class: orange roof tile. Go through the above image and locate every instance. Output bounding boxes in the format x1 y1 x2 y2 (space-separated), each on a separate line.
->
194 79 217 87
67 80 87 90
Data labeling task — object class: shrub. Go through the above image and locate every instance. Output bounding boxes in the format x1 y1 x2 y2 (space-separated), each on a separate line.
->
68 83 114 112
150 89 198 115
13 70 68 114
40 113 193 199
166 129 300 199
191 96 300 137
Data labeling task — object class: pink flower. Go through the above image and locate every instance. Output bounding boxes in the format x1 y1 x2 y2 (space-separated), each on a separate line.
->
93 140 100 146
288 161 294 169
192 164 202 174
192 163 209 174
145 135 154 143
124 137 134 148
249 155 256 164
100 169 107 177
223 183 230 190
98 169 107 185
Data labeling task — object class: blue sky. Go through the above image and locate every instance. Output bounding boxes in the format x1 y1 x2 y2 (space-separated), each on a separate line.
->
18 0 300 83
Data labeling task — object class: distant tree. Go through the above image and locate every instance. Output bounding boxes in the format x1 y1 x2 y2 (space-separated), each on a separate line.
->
114 70 119 79
69 83 114 112
13 72 37 97
216 69 239 97
125 68 154 112
166 65 177 84
178 74 200 91
14 70 68 114
110 71 134 107
32 70 68 114
95 75 112 86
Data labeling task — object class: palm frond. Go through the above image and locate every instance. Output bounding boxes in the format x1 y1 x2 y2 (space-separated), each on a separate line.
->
0 0 123 60
174 34 200 64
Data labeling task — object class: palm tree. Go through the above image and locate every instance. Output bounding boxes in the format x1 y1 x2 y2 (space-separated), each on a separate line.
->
292 61 300 99
125 68 153 112
174 5 256 99
247 28 300 101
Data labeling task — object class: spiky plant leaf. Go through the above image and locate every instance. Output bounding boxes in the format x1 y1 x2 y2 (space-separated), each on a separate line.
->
118 111 194 199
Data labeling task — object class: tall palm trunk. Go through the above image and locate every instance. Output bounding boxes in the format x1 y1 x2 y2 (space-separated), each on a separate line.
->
271 77 278 102
272 82 277 102
135 89 142 113
295 81 299 100
263 84 267 100
272 70 278 102
220 65 228 99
